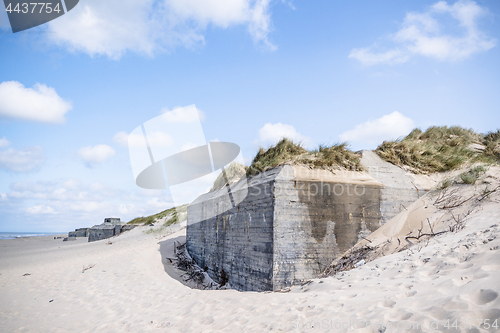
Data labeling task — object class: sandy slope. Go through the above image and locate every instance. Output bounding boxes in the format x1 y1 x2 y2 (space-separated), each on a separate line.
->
1 175 500 332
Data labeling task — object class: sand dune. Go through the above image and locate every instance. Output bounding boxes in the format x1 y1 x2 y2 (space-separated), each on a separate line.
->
1 169 500 332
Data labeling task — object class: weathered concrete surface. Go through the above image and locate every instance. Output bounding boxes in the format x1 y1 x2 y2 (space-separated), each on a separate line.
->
360 150 426 224
87 219 136 242
187 167 278 291
68 228 89 238
75 228 89 237
89 225 116 242
273 173 382 289
187 153 428 291
187 165 386 291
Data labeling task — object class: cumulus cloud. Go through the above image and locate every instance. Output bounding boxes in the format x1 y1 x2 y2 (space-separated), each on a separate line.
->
78 144 115 166
26 205 55 215
8 179 121 201
256 122 315 149
339 112 415 147
113 131 174 148
3 177 175 231
349 0 496 65
0 146 45 172
0 81 72 123
160 105 206 122
113 131 137 147
0 137 10 148
47 0 276 59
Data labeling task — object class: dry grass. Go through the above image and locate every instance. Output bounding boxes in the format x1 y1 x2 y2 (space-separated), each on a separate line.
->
127 204 187 226
483 129 500 161
376 126 497 174
246 138 363 177
211 162 247 191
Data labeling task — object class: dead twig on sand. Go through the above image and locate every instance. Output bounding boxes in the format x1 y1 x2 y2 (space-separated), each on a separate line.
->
173 242 207 287
449 208 475 232
321 246 374 277
426 218 434 235
434 187 475 209
478 185 500 202
405 231 447 241
360 235 372 243
82 264 95 273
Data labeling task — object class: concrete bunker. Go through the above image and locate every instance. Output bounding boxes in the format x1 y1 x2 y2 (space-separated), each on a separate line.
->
186 151 427 291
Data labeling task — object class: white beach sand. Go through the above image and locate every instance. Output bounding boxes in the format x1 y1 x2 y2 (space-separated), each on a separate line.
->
1 169 499 333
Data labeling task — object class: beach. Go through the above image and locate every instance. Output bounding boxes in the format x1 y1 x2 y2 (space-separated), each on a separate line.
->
1 197 499 332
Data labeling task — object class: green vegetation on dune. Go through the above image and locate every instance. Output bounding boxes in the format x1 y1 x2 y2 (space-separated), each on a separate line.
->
246 138 363 177
127 204 188 226
211 162 247 191
460 165 487 185
376 126 498 174
483 129 500 161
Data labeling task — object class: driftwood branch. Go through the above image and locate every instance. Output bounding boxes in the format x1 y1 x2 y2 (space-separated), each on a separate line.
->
82 264 95 273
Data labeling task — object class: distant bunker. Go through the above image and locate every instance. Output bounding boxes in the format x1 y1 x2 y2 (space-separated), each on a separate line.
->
187 154 426 292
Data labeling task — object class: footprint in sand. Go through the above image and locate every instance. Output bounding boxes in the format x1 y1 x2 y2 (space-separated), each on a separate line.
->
465 289 498 305
385 311 413 321
481 264 500 271
425 306 454 320
452 276 473 287
379 300 396 308
470 309 500 327
199 316 214 325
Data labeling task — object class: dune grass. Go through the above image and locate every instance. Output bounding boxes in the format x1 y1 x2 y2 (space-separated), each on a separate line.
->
211 162 247 191
376 126 497 174
246 138 363 177
127 204 188 226
460 165 487 185
483 129 500 161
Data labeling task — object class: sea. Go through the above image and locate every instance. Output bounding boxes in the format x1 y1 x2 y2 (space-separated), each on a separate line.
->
0 232 63 240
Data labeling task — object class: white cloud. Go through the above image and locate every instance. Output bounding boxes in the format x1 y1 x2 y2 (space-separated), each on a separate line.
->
0 81 72 123
63 179 81 190
348 48 409 66
78 144 116 166
118 203 136 215
47 0 276 59
339 112 415 146
146 197 175 210
160 105 206 122
0 137 10 148
113 130 174 148
349 0 496 65
113 131 137 147
2 177 176 231
256 122 315 149
26 205 55 215
0 146 45 172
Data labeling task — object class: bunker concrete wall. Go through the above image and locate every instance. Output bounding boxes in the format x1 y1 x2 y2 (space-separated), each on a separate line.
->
187 174 277 291
272 178 382 290
186 160 428 292
187 165 386 291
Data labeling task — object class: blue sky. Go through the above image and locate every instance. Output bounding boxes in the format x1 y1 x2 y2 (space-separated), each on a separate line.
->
0 0 499 232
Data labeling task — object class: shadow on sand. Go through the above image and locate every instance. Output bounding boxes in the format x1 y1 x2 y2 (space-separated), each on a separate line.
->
158 234 200 289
